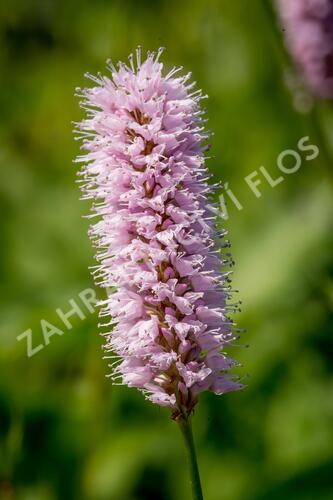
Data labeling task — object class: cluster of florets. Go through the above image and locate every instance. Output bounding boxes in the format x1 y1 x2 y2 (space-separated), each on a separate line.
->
75 48 242 419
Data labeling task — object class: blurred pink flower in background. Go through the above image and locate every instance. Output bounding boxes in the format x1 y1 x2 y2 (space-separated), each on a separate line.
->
277 0 333 98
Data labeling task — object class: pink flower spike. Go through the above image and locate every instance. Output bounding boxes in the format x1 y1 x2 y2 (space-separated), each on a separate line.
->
75 48 243 420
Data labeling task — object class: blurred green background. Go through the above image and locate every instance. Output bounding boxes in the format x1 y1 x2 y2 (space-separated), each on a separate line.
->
0 0 333 499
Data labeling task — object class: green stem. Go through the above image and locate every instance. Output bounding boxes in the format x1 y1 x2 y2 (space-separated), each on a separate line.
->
306 105 333 180
178 417 204 500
